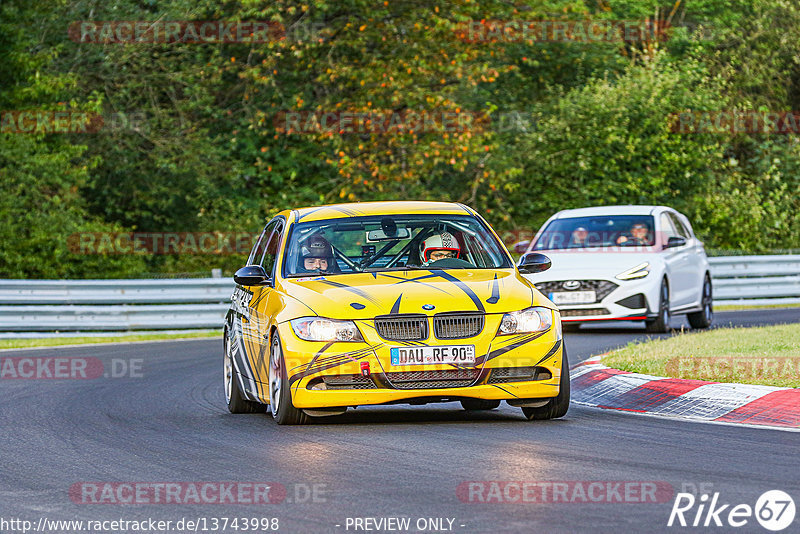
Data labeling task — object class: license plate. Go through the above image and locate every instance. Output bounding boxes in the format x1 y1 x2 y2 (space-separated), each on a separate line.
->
390 345 475 366
549 291 597 305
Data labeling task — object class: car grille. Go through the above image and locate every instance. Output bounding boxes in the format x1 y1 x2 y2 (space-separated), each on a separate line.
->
488 366 552 383
383 368 480 389
535 280 618 301
320 374 377 390
560 308 610 317
374 314 428 341
433 312 484 339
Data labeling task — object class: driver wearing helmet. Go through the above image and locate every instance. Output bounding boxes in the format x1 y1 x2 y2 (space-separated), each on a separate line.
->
298 235 335 273
419 231 462 266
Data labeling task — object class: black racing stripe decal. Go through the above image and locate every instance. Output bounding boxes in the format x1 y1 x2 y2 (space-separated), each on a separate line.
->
288 351 372 386
430 270 485 312
476 330 548 365
533 339 562 367
295 207 326 222
390 294 402 314
492 384 518 398
381 273 452 295
294 341 335 373
486 274 499 304
318 279 381 305
300 344 380 372
297 205 362 222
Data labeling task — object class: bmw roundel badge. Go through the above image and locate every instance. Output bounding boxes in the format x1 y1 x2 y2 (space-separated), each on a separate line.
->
422 304 435 310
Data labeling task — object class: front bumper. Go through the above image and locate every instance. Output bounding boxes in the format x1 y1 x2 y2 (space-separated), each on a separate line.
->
534 276 658 323
274 318 563 409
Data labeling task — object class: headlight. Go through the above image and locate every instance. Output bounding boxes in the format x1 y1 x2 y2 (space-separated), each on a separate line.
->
290 317 364 342
498 307 553 335
616 262 650 280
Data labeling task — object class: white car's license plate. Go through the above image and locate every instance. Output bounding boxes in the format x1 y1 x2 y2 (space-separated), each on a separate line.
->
390 345 475 366
549 291 597 305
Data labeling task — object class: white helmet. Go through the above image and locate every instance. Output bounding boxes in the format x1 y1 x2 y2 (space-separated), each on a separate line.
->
420 231 461 263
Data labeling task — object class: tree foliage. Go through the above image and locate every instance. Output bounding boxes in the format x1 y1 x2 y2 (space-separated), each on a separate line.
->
1 0 799 277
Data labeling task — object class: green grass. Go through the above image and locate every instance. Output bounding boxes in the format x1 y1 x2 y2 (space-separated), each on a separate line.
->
603 323 800 388
715 302 800 311
0 330 221 350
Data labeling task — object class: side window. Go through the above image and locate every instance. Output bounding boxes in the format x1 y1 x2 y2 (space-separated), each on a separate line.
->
668 213 689 238
248 220 278 265
660 213 679 240
259 220 284 277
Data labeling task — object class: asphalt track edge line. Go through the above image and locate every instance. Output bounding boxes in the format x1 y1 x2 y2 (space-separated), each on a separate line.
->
572 401 800 433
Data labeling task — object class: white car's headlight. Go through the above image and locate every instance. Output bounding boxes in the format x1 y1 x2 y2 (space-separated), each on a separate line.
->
498 307 553 335
290 317 364 342
616 262 650 280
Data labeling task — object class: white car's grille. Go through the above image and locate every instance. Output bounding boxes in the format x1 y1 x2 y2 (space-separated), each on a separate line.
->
535 280 618 301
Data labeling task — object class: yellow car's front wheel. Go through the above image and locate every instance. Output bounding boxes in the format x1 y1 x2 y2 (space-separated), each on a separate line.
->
522 346 570 421
268 332 309 425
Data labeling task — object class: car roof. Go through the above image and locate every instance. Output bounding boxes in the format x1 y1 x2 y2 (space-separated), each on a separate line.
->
552 205 669 218
289 201 472 223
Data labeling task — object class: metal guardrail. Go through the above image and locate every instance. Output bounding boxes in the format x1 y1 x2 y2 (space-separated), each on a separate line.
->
0 279 232 332
0 255 798 333
708 255 800 306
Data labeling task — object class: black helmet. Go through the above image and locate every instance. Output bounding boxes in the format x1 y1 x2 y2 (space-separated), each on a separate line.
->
300 235 333 259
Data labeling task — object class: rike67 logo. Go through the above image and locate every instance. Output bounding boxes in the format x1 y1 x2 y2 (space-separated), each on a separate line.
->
668 490 796 531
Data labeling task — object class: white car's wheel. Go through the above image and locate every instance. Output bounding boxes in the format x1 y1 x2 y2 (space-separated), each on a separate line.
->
645 279 670 334
688 274 713 329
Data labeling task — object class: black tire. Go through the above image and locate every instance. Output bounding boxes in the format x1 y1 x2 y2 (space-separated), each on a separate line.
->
461 399 501 411
224 329 264 414
687 274 713 329
522 346 570 420
562 323 581 333
268 332 309 425
645 278 671 334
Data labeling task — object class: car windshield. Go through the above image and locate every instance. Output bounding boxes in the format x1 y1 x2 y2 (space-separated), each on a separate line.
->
531 215 656 251
283 214 512 277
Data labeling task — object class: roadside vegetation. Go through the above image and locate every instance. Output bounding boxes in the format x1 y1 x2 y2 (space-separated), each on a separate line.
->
603 323 800 388
2 0 800 278
0 331 221 350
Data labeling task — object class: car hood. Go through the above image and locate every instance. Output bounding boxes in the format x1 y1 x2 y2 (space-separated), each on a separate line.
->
523 251 659 282
280 269 546 319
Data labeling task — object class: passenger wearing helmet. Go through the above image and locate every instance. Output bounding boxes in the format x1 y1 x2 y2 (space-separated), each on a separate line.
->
419 231 462 266
298 235 335 273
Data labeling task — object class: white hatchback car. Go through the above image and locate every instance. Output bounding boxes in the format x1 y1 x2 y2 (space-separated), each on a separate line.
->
519 206 713 332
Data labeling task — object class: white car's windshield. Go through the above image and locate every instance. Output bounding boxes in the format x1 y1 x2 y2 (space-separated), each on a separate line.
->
531 215 656 251
283 214 512 277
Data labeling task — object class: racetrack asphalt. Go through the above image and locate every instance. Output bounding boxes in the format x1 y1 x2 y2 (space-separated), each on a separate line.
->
1 308 798 533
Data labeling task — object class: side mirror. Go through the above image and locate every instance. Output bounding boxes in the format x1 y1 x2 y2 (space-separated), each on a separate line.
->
664 236 687 249
518 253 551 274
234 265 270 286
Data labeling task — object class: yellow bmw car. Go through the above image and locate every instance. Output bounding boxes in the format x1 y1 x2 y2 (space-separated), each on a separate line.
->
223 201 568 424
